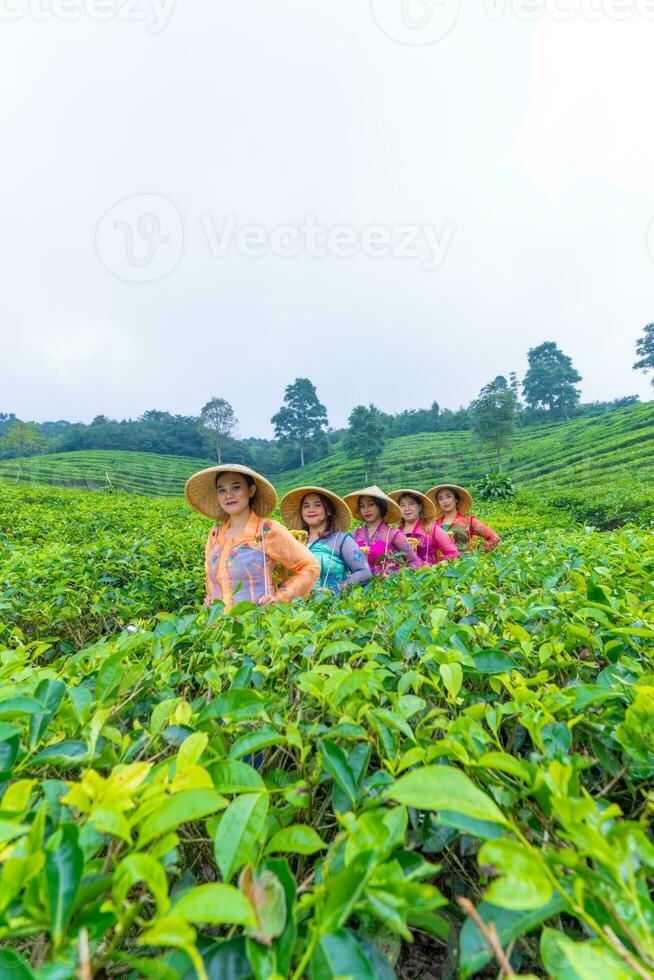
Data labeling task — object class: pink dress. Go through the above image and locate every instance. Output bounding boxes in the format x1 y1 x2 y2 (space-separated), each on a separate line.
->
352 522 419 576
402 521 459 564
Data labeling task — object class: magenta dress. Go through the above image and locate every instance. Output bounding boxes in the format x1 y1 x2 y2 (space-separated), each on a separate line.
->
402 521 459 564
352 522 419 576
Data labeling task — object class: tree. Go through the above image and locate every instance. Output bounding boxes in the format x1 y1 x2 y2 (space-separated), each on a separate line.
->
0 421 47 463
271 378 328 468
634 324 654 387
470 377 517 470
343 404 386 482
200 398 238 464
522 342 581 418
509 371 522 425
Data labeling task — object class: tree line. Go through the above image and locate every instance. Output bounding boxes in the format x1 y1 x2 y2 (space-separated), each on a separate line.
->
2 330 653 472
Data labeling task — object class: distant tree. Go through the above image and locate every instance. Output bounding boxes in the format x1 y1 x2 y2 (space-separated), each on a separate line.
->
522 342 581 418
470 378 517 470
271 378 328 467
0 421 47 462
634 324 654 387
509 371 523 426
343 404 386 482
200 398 238 464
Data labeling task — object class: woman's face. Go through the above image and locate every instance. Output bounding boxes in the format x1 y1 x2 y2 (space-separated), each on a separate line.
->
302 493 328 529
437 488 457 513
216 472 255 518
399 494 421 524
359 496 382 523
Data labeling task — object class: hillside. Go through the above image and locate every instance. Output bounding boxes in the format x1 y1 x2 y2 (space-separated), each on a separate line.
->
0 449 212 496
2 403 653 525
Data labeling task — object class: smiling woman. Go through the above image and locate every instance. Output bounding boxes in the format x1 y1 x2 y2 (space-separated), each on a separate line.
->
184 464 319 610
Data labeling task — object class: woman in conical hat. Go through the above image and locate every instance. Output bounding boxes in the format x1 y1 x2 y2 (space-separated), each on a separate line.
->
280 486 371 595
389 488 459 565
426 483 501 553
343 485 419 576
185 464 319 610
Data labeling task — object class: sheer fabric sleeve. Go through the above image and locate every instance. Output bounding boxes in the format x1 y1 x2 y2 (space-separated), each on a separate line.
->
339 533 372 589
430 523 459 561
390 528 420 568
204 526 218 605
470 517 501 552
264 521 320 600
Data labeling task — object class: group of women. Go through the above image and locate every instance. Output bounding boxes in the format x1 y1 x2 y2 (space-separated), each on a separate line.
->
184 464 501 610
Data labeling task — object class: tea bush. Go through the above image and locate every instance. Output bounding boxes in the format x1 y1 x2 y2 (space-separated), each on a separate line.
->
2 478 654 977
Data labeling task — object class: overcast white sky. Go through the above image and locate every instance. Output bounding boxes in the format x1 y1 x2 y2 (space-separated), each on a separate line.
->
2 0 654 436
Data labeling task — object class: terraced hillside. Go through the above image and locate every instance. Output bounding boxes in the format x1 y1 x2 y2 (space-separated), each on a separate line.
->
1 403 652 523
0 449 212 496
275 400 654 495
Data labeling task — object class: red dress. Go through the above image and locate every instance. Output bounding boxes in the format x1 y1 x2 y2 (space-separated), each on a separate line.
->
401 521 459 564
435 513 500 553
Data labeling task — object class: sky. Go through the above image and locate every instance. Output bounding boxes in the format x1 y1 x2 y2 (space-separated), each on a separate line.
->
2 0 654 437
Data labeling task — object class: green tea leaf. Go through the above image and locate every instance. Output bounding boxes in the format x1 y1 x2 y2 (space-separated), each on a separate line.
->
264 825 326 856
385 766 507 825
45 823 83 947
173 883 256 926
214 793 269 883
139 789 226 846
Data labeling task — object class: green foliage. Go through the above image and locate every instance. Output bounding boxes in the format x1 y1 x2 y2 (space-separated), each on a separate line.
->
0 420 48 460
199 397 238 464
2 480 654 976
271 378 329 467
470 377 517 469
523 341 582 418
634 322 654 387
343 404 386 482
477 473 517 501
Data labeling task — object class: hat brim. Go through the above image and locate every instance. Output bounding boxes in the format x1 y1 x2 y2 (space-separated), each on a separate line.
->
343 486 402 525
389 488 437 522
426 484 473 517
185 464 277 521
280 486 352 533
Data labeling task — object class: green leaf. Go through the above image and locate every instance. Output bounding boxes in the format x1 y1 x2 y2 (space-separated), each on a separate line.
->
173 883 256 926
139 789 226 847
90 807 132 843
264 858 297 977
459 896 566 978
29 679 66 749
0 950 36 978
214 793 269 883
479 839 552 910
436 810 505 840
310 928 380 980
45 823 83 947
440 662 463 698
385 765 507 825
540 928 633 979
319 740 358 808
229 726 286 760
33 740 89 766
115 854 169 914
264 825 326 856
209 760 265 793
137 915 196 948
0 696 42 720
320 851 376 934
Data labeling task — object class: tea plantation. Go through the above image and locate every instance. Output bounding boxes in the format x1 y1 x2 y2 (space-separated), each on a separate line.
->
1 467 654 979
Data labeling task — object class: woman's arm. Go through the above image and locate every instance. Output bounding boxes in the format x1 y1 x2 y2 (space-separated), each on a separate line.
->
264 521 320 601
430 523 459 561
471 517 501 552
390 528 420 568
339 534 372 589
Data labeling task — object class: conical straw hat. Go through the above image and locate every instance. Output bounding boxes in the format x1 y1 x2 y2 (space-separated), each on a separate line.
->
343 485 402 525
426 483 473 517
280 486 352 533
185 464 277 521
389 488 436 522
